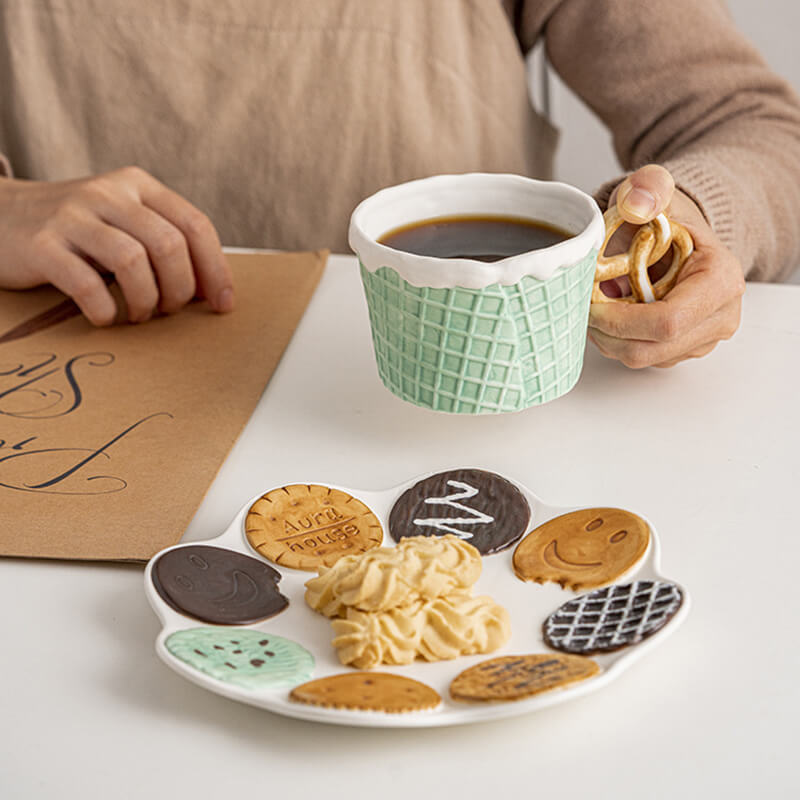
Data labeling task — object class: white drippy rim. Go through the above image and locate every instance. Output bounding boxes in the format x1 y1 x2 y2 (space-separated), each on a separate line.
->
348 173 605 289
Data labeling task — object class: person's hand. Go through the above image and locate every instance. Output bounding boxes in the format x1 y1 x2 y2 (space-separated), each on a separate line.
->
588 164 745 368
0 167 234 325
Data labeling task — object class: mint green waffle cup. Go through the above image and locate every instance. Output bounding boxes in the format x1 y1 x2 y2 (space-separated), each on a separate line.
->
349 174 605 414
359 251 596 413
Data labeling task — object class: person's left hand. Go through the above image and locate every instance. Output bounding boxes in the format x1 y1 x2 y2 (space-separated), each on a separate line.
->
588 164 746 368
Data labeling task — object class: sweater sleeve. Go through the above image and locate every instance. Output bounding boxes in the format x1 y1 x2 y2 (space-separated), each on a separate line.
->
516 0 800 281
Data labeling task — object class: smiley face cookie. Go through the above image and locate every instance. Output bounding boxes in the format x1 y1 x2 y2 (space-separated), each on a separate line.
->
246 484 383 571
153 545 288 625
513 507 650 590
289 672 441 713
389 468 530 555
165 628 314 690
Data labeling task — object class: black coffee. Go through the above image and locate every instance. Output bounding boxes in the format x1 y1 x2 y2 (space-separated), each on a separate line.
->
378 214 572 262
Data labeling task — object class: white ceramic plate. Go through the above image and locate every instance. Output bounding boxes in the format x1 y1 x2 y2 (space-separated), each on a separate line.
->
144 471 690 728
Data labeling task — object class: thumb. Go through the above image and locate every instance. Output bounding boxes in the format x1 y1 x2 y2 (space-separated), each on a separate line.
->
615 164 675 224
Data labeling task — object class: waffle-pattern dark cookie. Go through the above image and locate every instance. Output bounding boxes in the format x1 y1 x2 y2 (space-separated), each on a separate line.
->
543 580 683 654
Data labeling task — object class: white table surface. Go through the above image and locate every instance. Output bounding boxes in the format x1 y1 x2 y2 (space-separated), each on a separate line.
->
2 255 798 799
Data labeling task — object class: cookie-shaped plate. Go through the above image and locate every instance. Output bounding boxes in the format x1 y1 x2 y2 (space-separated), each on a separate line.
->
165 628 314 690
246 484 383 570
513 508 650 591
153 545 288 624
450 653 600 702
389 468 530 555
543 580 684 655
290 672 441 713
146 472 689 728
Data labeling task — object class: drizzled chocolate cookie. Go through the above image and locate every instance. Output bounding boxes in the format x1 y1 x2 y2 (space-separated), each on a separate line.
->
450 653 600 702
389 468 530 555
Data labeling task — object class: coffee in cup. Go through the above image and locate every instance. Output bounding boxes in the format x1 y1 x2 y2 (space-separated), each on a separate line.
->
349 173 604 414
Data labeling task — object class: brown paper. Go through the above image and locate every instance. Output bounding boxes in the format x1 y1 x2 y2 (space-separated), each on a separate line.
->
0 250 327 561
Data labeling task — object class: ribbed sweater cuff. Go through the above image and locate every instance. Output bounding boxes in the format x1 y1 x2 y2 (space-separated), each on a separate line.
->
662 156 735 250
593 158 735 254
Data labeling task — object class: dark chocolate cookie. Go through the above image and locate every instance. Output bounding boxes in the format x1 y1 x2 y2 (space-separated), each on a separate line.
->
389 468 530 555
153 545 288 624
543 580 683 654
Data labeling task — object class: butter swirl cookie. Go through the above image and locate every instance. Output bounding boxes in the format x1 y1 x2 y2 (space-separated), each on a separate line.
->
330 592 511 669
304 534 481 617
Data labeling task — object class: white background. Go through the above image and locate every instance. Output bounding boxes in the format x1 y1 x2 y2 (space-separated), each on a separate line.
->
2 259 797 800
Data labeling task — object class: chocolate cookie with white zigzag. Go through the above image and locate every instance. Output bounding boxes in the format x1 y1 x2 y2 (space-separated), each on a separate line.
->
543 580 683 655
389 468 530 555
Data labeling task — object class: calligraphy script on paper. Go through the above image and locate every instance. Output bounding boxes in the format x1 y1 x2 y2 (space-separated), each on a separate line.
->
0 350 172 495
0 250 329 561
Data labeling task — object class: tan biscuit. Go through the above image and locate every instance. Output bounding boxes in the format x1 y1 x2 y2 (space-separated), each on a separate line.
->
304 534 482 617
450 653 600 702
245 484 383 571
330 592 511 669
289 672 441 713
513 507 649 591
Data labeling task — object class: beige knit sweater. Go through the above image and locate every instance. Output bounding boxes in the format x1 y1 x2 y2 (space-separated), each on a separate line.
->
1 0 799 280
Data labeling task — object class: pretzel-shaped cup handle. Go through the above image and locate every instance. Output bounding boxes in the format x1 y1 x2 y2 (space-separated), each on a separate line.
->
592 206 694 304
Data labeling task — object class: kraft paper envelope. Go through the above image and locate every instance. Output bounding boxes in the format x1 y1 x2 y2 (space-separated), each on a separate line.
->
0 250 327 561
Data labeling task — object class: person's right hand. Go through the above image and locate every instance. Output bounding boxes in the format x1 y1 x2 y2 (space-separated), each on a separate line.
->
0 166 234 325
589 165 745 368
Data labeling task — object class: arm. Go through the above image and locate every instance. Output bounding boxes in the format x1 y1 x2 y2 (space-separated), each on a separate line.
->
591 164 745 368
515 0 800 366
534 0 800 282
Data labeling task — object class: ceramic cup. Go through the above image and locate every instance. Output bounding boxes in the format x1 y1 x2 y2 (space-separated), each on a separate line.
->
349 173 604 414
